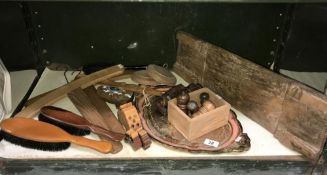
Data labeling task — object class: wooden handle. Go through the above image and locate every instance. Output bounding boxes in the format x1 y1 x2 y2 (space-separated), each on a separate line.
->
89 125 125 142
25 90 54 107
70 135 112 154
16 64 124 118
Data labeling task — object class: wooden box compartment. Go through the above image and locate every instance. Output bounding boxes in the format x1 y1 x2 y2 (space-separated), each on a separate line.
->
168 87 231 141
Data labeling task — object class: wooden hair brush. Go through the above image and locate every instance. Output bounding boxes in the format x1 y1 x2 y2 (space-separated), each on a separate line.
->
39 106 91 137
39 106 125 141
0 118 112 153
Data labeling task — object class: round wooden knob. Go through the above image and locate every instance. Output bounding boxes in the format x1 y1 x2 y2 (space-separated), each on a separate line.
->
177 91 190 105
199 92 210 105
177 91 190 114
202 100 216 111
187 100 199 114
191 100 216 118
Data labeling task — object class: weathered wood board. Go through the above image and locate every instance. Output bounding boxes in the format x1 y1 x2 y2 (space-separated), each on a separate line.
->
173 31 327 160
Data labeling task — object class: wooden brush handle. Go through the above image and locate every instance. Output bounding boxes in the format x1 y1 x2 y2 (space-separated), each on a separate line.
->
70 135 112 153
89 125 125 142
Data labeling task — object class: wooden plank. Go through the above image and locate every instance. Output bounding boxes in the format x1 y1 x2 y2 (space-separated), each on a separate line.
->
24 89 54 107
275 83 327 160
67 88 123 154
173 31 327 160
15 64 124 118
83 86 125 135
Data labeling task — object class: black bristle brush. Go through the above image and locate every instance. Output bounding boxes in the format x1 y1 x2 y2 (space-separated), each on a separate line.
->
0 130 70 151
0 117 112 153
38 106 125 142
38 113 90 136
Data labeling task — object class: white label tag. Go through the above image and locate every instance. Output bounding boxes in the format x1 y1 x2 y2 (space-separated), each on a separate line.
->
204 138 219 148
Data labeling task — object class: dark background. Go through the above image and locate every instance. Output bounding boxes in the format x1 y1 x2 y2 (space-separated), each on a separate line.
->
0 2 326 72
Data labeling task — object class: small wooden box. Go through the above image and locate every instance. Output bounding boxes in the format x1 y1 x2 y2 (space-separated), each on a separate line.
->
168 88 231 141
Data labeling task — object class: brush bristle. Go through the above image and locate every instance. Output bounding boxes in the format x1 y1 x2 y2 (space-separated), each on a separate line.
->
0 130 70 151
38 114 90 136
